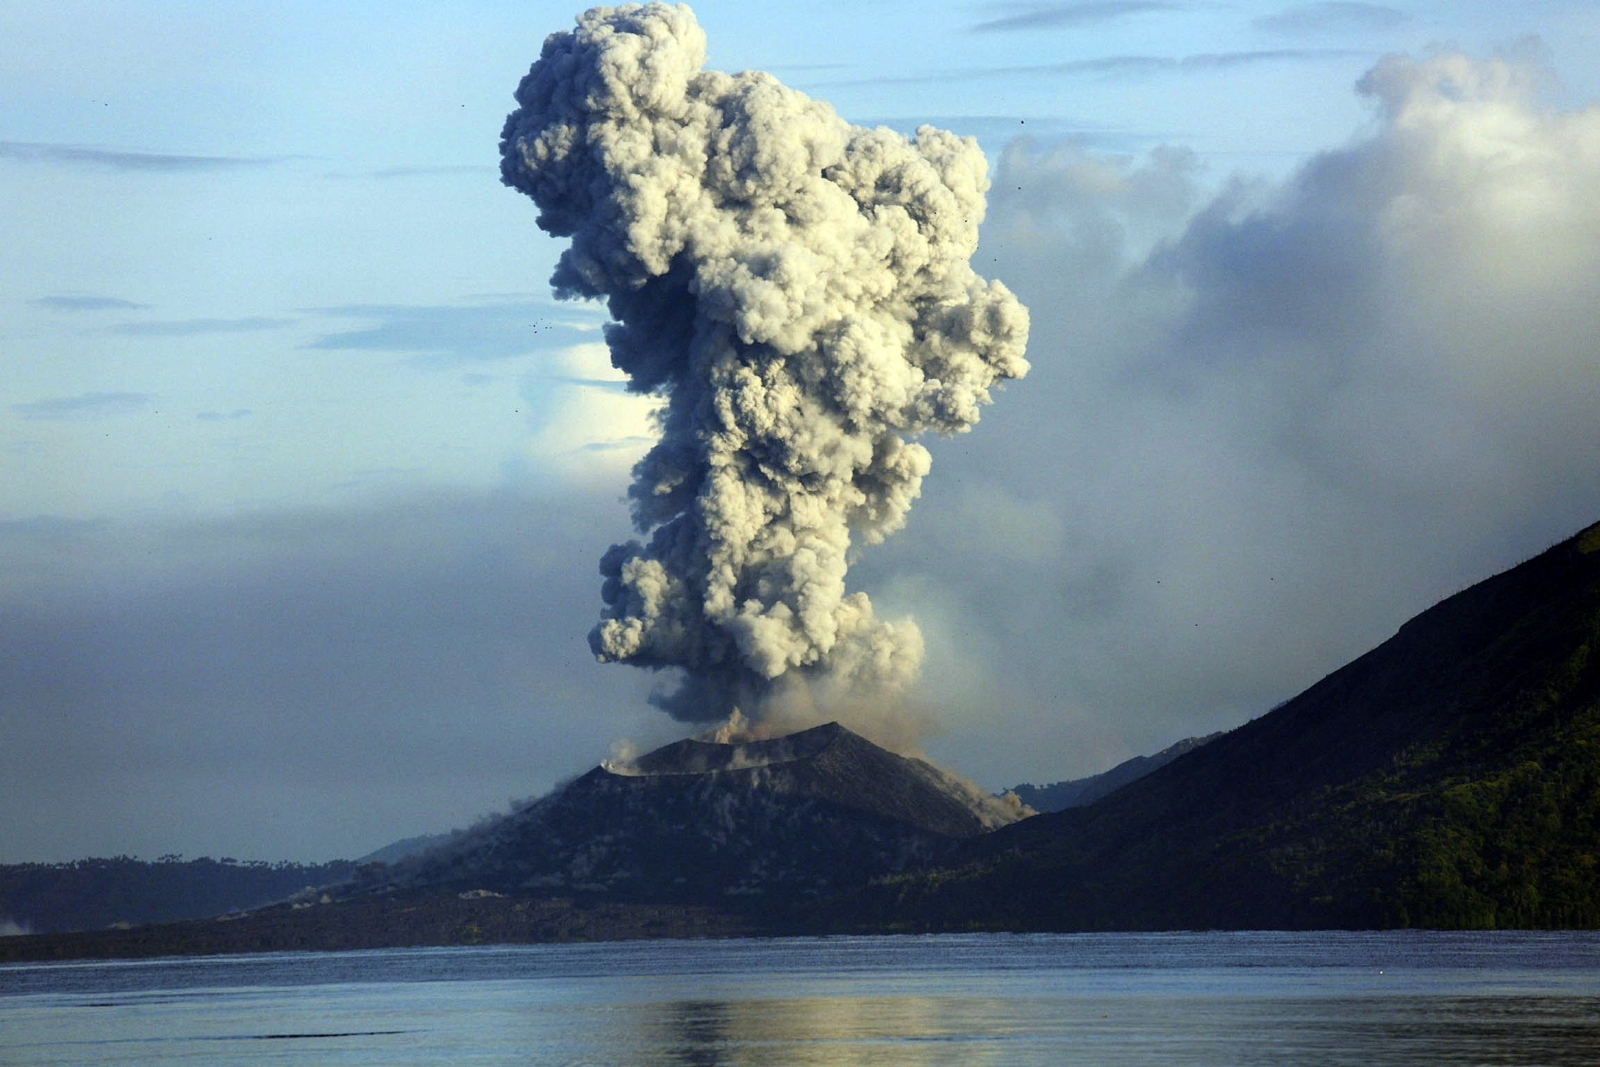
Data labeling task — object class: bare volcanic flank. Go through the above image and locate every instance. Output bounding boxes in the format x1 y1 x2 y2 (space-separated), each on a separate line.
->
379 724 1024 910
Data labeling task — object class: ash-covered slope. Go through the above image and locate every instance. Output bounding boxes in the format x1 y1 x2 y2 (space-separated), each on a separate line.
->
376 723 1024 911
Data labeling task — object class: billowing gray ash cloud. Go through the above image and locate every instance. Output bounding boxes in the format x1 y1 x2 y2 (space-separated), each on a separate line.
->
500 3 1029 731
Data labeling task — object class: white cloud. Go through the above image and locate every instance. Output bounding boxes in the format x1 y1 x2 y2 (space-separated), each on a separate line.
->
898 46 1600 782
522 343 661 482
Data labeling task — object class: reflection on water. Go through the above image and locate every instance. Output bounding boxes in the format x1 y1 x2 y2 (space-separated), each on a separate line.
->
652 995 979 1067
3 932 1599 1067
639 991 1600 1067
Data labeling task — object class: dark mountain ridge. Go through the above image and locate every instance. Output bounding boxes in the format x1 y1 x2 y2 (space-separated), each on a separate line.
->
1008 732 1223 813
829 521 1600 931
0 856 356 935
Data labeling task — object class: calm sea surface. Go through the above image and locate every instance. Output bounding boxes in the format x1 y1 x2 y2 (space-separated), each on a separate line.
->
3 931 1599 1066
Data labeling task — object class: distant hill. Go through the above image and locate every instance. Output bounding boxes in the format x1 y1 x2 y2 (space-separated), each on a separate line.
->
0 724 1025 960
0 856 355 935
368 722 1025 911
827 520 1600 932
1008 733 1223 813
356 832 455 866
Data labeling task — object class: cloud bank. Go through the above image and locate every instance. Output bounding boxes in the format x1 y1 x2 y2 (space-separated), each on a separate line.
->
12 392 154 420
1254 3 1409 36
30 295 147 312
0 490 661 862
971 2 1180 35
895 44 1600 779
0 141 272 172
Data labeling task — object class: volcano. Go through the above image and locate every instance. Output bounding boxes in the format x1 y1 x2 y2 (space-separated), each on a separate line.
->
375 722 1026 911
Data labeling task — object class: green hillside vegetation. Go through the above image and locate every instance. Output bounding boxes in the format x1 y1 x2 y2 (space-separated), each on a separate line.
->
825 521 1600 932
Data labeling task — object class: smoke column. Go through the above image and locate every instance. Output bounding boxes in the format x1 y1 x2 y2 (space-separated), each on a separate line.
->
501 3 1029 728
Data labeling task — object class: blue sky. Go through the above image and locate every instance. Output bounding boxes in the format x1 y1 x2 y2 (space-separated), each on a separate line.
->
5 0 1600 862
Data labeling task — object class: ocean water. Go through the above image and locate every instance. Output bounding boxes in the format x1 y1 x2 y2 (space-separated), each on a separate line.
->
3 931 1599 1066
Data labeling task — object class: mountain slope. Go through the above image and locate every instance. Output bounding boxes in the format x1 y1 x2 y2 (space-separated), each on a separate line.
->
1008 733 1223 813
831 521 1600 931
371 722 1025 912
356 833 454 866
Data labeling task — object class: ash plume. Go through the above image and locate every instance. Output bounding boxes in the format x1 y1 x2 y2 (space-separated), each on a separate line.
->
500 3 1029 728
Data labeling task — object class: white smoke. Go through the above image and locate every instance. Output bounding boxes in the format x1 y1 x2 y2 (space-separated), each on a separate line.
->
500 4 1029 726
